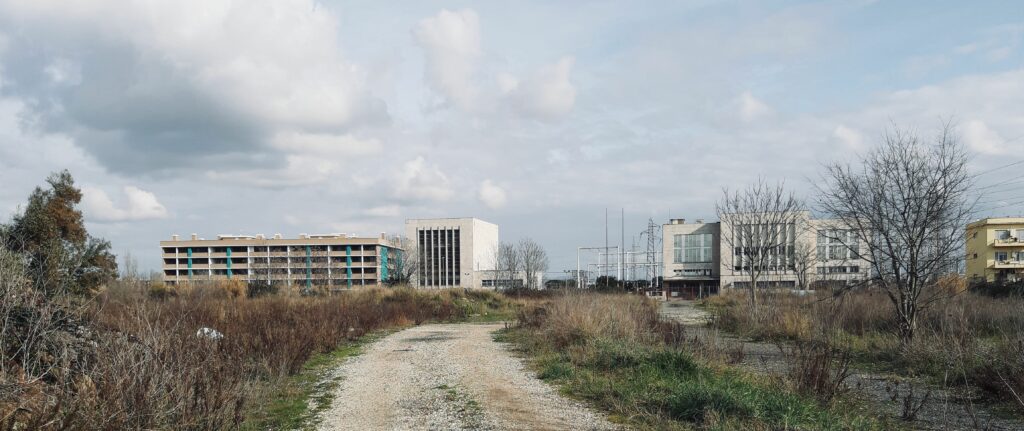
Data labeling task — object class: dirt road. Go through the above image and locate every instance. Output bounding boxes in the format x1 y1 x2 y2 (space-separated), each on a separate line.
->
317 323 619 431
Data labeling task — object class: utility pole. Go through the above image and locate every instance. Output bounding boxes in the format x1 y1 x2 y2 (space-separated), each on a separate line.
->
604 208 608 283
620 207 624 284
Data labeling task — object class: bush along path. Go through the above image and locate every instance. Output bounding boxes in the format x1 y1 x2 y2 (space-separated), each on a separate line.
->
666 300 1024 431
316 323 618 431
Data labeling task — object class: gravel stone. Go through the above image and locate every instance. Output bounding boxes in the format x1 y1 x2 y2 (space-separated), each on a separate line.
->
317 323 620 431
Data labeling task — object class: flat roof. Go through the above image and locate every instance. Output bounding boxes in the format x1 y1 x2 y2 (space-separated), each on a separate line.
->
160 236 398 248
967 217 1024 228
405 217 496 226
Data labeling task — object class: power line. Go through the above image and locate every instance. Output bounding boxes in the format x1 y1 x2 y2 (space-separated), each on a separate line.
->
973 197 1024 214
971 159 1024 179
973 173 1024 191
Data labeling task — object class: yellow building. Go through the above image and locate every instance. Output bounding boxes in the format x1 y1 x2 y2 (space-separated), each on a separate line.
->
966 217 1024 283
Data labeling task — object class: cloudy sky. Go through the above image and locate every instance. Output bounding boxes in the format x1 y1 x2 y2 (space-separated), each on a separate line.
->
1 0 1022 274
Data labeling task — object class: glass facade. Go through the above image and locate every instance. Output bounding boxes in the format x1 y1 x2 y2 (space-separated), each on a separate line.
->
673 233 713 263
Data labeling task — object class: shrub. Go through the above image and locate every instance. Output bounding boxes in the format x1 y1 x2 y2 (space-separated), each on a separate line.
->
781 339 852 404
707 285 1024 411
504 292 878 429
246 280 280 298
2 282 519 430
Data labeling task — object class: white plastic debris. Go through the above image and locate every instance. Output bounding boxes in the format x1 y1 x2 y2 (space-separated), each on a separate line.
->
196 327 224 340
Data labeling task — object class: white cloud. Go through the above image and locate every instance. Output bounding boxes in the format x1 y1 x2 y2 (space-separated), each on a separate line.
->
395 157 453 202
364 205 401 217
206 154 340 188
0 0 386 173
414 9 481 110
832 125 864 150
478 180 507 209
964 120 1007 155
43 58 81 85
738 91 772 122
414 9 575 119
505 57 576 119
270 132 381 156
82 186 168 222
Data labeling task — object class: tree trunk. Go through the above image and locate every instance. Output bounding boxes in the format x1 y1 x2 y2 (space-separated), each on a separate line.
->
749 275 759 313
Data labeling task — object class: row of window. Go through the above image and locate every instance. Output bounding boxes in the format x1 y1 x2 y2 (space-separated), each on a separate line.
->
995 251 1024 262
165 269 377 276
672 233 713 263
673 268 713 277
816 266 860 274
673 229 861 264
162 245 382 254
417 228 462 286
164 256 379 265
481 279 524 288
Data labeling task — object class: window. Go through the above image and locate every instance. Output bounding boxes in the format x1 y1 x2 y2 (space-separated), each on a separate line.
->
996 251 1008 262
817 229 858 260
1017 229 1024 240
674 233 712 263
996 230 1011 240
674 268 712 277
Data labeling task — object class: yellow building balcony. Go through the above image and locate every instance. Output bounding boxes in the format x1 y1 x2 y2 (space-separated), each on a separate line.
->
993 238 1024 247
991 260 1024 269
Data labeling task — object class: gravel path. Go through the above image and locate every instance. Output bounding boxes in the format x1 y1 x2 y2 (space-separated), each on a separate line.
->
317 323 619 431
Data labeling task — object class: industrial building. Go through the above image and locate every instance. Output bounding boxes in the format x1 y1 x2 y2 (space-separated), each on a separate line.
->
405 217 500 289
159 233 402 289
966 217 1024 283
660 213 869 299
662 219 721 299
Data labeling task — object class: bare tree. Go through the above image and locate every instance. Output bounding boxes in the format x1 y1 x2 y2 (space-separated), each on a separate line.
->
492 242 522 290
717 179 805 311
816 124 973 347
391 236 420 286
517 238 549 290
792 239 817 291
121 250 139 282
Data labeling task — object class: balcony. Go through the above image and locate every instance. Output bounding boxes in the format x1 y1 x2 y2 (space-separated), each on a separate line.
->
993 238 1024 247
991 260 1024 269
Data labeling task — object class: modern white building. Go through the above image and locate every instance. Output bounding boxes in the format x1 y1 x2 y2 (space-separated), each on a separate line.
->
405 217 499 289
660 213 869 299
662 219 721 299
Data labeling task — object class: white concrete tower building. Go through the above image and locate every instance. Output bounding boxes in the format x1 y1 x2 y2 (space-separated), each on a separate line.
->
405 218 499 289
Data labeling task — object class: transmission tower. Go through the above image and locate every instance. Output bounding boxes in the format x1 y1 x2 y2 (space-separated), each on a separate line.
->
641 218 661 285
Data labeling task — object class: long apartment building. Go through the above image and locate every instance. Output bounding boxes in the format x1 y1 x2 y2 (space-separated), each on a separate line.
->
661 213 868 299
966 217 1024 283
160 233 402 289
405 217 499 289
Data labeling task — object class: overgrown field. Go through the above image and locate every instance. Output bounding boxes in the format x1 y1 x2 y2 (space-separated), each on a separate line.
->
498 293 884 430
703 287 1024 411
1 279 520 430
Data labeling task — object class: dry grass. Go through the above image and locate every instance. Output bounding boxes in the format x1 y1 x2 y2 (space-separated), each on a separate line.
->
519 292 660 348
704 285 1024 411
1 281 519 430
503 292 881 430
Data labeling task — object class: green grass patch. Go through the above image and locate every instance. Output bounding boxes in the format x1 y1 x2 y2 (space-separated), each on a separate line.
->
498 327 886 431
241 330 390 431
